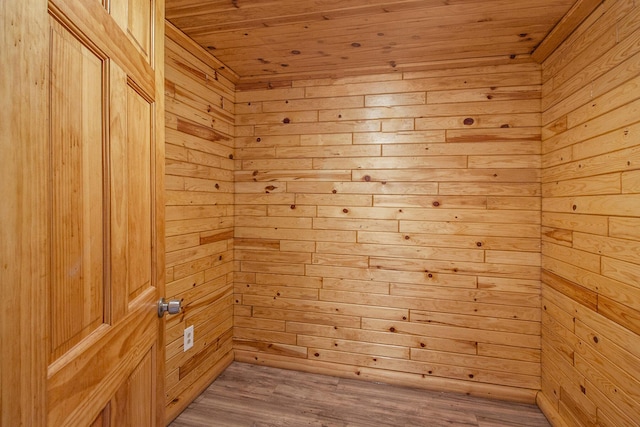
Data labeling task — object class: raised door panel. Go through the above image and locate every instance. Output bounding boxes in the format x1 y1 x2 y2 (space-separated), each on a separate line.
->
111 347 156 426
111 0 153 62
110 64 155 317
127 84 153 301
128 0 152 60
49 17 107 361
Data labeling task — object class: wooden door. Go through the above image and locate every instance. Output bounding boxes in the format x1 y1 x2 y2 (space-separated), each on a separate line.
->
1 0 165 425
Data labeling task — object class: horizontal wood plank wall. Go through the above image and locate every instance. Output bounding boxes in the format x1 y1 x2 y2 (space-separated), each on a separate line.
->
234 63 543 402
164 28 235 423
538 0 640 425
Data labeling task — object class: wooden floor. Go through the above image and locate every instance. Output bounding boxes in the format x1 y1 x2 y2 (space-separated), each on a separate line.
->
169 362 551 427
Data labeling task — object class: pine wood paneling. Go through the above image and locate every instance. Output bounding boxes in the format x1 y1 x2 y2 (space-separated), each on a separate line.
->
164 0 576 85
234 62 542 402
164 23 235 424
538 1 640 426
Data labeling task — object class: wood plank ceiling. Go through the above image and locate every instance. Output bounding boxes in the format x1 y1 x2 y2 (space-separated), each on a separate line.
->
165 0 582 86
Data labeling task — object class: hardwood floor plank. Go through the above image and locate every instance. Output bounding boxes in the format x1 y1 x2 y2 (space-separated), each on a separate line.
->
170 362 550 426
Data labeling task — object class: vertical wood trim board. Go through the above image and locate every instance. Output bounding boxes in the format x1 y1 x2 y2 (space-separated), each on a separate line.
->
163 27 236 423
233 62 544 403
539 0 640 425
0 0 48 425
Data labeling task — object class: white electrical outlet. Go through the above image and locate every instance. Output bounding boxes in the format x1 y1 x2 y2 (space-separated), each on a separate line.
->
184 325 194 352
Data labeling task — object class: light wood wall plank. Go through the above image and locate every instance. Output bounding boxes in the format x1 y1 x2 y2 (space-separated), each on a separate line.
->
539 1 640 425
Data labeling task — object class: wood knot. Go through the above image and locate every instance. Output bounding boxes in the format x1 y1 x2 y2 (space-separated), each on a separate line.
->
432 201 440 207
282 117 290 124
363 175 371 182
343 208 349 213
463 118 474 125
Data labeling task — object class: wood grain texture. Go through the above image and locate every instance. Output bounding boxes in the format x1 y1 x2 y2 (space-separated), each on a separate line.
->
44 0 166 424
531 0 604 63
234 62 543 400
164 24 236 424
48 17 105 360
539 1 640 426
165 0 576 86
0 0 48 424
170 362 551 427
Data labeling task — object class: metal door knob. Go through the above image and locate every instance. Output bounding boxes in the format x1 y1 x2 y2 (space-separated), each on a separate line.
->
158 298 181 317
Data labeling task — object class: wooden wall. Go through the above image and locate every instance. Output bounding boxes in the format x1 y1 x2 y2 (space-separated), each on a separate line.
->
233 63 544 402
163 2 640 422
538 0 640 425
163 26 236 422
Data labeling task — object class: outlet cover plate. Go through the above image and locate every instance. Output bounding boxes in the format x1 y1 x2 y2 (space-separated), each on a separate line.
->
184 325 194 352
